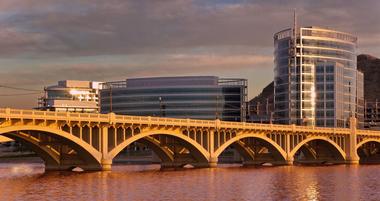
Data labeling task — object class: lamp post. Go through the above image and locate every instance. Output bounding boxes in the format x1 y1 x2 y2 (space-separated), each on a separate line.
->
109 84 113 113
215 95 220 120
270 112 274 124
159 96 165 117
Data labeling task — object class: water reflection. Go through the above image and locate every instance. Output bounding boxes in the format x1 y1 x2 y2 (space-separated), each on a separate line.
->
1 163 380 201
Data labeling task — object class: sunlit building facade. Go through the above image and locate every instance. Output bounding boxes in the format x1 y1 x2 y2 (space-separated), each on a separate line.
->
274 26 363 128
100 76 247 122
37 80 102 113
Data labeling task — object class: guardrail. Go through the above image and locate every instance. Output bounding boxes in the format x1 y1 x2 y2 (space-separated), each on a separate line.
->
1 108 380 135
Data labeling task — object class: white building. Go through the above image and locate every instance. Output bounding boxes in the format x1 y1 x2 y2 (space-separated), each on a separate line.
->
37 80 102 113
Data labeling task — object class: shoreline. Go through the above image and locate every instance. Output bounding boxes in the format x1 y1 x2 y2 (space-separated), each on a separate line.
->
0 155 43 163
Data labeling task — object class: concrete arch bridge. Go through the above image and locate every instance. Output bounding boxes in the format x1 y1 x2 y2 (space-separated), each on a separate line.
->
1 108 380 171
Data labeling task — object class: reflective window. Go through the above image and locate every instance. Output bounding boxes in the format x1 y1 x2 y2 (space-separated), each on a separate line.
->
326 93 334 100
326 110 335 117
326 75 334 82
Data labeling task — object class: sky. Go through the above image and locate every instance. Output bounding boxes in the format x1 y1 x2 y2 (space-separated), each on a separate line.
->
0 0 379 109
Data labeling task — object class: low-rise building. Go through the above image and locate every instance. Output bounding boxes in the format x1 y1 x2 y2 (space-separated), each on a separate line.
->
100 76 247 121
37 80 102 113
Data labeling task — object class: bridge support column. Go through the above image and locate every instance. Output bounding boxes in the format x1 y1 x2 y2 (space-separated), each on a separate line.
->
285 133 293 165
208 128 218 168
285 157 294 165
346 117 360 164
208 156 218 168
100 126 113 171
101 159 113 171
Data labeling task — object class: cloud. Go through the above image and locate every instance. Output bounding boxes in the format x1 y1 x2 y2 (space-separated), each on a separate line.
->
0 53 272 85
0 0 379 108
0 0 378 57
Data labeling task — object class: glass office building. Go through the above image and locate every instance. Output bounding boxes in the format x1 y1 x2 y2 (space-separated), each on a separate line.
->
100 76 247 122
274 26 363 127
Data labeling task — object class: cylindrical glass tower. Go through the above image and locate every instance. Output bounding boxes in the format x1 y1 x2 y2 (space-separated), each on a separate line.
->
274 26 361 128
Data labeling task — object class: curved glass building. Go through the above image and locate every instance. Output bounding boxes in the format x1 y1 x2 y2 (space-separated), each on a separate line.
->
274 26 363 127
100 76 247 122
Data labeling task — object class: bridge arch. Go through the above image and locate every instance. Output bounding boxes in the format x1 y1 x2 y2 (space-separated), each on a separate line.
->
290 136 346 161
0 125 102 170
108 130 210 165
357 139 380 150
356 139 380 164
138 137 174 163
213 133 287 161
3 132 60 167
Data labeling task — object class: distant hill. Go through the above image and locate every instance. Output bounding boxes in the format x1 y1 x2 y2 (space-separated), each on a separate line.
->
357 54 380 102
250 54 380 103
249 81 273 104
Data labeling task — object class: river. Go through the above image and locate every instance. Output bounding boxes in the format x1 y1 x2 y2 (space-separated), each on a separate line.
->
1 162 380 201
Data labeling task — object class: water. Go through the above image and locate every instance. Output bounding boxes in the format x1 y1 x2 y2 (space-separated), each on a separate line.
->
1 162 380 201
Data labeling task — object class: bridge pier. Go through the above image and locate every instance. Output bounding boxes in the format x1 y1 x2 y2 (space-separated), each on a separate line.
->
101 159 112 171
285 159 293 165
346 157 360 164
208 157 218 168
345 117 360 165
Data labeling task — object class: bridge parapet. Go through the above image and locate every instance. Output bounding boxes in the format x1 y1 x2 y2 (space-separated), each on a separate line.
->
0 108 374 136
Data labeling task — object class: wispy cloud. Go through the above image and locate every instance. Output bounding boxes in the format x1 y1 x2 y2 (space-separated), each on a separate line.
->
0 0 378 57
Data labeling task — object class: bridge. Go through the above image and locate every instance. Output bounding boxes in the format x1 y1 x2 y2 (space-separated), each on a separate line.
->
1 108 380 171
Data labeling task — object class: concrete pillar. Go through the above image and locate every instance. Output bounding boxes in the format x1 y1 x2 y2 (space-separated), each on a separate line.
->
346 117 360 164
285 134 294 165
101 158 112 171
89 127 92 146
111 128 116 149
208 129 217 167
285 158 294 165
209 130 215 153
101 127 108 155
208 157 218 168
101 126 112 170
79 126 82 140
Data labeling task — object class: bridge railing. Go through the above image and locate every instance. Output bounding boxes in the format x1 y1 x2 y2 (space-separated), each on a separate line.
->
0 108 110 122
357 130 380 136
0 108 217 127
1 108 380 136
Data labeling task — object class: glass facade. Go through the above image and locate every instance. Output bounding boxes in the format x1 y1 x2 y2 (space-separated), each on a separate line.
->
274 26 363 127
100 76 247 122
364 100 380 130
357 71 364 128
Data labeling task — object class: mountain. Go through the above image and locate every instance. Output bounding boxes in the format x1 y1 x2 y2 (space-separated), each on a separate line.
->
357 54 380 102
249 81 273 104
250 54 380 103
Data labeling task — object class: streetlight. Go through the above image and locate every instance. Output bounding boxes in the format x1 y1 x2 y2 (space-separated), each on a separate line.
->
215 95 219 120
270 112 274 124
159 96 165 117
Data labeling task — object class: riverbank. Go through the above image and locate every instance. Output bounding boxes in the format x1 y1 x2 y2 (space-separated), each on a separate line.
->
0 155 43 163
